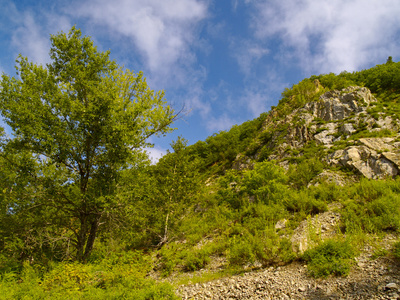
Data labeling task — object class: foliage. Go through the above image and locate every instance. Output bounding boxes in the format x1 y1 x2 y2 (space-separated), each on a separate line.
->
283 189 327 215
288 157 325 189
0 252 178 299
341 179 400 233
0 27 176 262
227 227 295 267
185 112 268 173
2 47 400 292
393 241 400 259
119 137 203 249
275 78 325 117
314 72 356 91
241 161 289 205
183 248 211 271
302 239 354 278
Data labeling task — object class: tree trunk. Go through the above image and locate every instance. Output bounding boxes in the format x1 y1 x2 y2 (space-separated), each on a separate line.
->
83 217 99 262
75 212 99 263
75 213 88 262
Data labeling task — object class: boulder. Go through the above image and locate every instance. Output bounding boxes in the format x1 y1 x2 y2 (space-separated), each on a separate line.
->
328 143 400 179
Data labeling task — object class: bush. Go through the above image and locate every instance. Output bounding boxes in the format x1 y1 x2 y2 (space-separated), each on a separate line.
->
283 190 327 215
226 225 295 267
184 249 210 271
241 161 289 205
302 239 354 278
309 182 344 203
227 235 257 266
0 253 179 299
342 179 400 233
159 243 183 277
393 241 400 259
288 157 324 189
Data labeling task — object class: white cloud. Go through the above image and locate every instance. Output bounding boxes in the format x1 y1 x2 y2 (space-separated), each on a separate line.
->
242 89 269 117
0 1 72 67
238 70 286 118
231 39 269 78
145 146 167 164
10 13 51 65
250 0 400 73
206 113 237 132
75 0 208 79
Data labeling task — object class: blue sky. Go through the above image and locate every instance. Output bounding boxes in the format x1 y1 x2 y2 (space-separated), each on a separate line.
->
1 0 400 162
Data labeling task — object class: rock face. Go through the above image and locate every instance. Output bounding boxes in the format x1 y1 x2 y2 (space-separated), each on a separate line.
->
253 86 400 180
304 86 375 121
328 139 400 179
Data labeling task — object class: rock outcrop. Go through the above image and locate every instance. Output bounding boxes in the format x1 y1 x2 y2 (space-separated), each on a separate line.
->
251 86 400 180
304 86 375 122
328 138 400 179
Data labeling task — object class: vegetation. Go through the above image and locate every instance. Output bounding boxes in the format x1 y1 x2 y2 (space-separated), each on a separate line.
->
302 239 354 278
0 27 176 263
1 27 400 297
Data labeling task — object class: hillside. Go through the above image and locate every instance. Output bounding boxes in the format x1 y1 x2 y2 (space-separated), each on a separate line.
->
2 60 400 299
160 60 400 298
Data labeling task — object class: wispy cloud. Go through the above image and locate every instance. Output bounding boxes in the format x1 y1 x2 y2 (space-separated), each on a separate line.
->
10 13 51 65
72 0 211 133
74 0 208 83
230 39 269 78
0 1 71 68
206 113 237 132
249 0 400 73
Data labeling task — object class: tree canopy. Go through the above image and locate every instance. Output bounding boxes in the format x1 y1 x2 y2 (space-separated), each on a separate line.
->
0 27 176 262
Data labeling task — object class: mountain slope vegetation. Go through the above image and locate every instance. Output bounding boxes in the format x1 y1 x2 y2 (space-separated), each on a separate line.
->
1 47 400 298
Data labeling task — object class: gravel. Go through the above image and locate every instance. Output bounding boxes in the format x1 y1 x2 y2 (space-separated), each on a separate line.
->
177 254 400 299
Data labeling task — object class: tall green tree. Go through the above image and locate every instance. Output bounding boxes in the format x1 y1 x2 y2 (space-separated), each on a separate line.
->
0 27 176 262
119 137 203 248
151 137 202 246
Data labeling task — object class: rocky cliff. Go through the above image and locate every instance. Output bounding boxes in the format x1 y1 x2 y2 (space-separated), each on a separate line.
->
237 86 400 180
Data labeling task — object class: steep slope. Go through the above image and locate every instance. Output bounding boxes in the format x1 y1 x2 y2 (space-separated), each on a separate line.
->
238 85 400 180
149 62 400 299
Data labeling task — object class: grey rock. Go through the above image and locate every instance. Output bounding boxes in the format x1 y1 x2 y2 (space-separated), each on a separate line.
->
386 283 398 290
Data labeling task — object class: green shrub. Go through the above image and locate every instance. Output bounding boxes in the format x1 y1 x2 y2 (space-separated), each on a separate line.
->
184 249 210 271
226 226 295 267
257 145 274 161
342 179 400 233
309 182 344 203
241 161 289 205
240 203 286 231
283 190 327 215
227 235 257 266
393 241 400 259
0 254 179 299
302 239 354 278
159 243 183 277
288 157 324 189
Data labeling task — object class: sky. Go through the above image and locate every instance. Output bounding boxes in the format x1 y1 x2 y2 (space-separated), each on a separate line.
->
1 0 400 162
